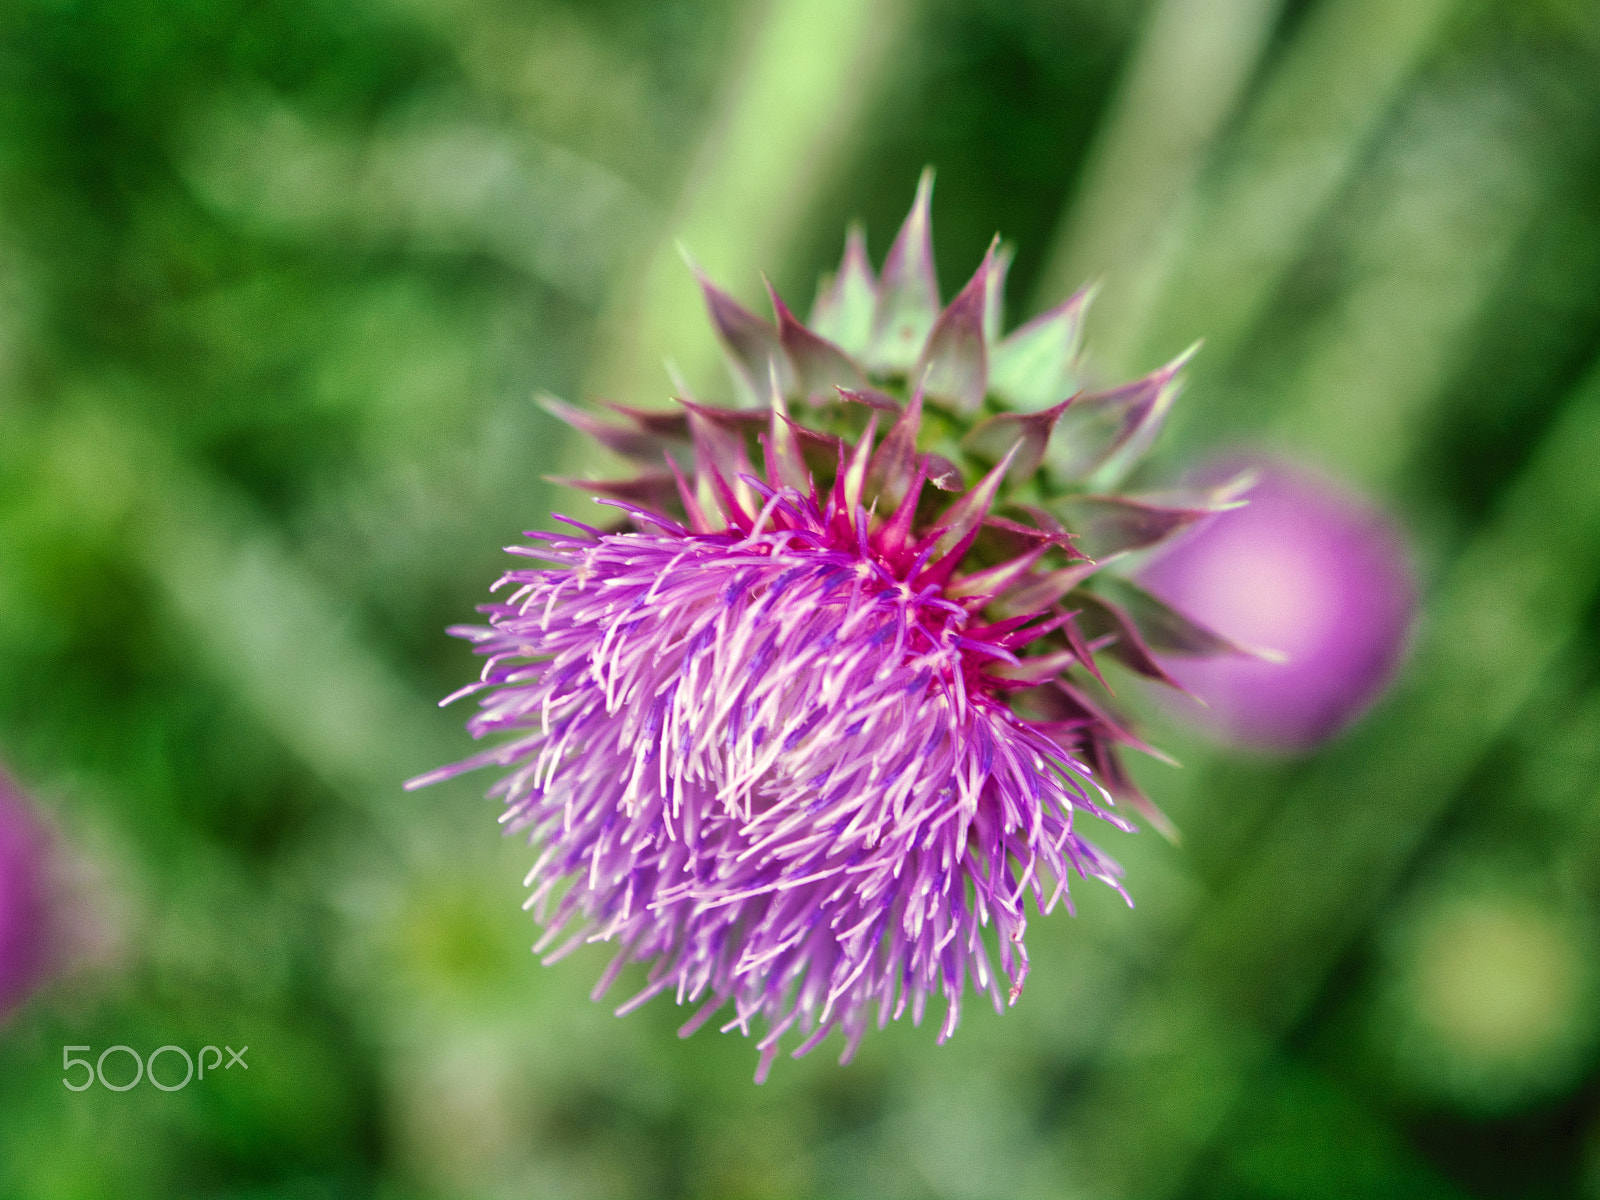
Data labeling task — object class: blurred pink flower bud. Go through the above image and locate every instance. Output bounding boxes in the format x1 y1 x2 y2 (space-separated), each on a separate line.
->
0 772 49 1020
1138 457 1417 752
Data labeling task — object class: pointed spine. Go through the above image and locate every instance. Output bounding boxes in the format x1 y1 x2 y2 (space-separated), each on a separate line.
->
541 394 666 462
916 442 1022 587
869 169 940 374
989 283 1095 410
767 279 866 398
1050 343 1196 484
962 396 1075 484
688 253 794 398
916 237 998 414
763 361 809 492
866 383 925 508
810 223 878 357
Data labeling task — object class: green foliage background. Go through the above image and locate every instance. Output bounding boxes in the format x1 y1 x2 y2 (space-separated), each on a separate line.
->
1 0 1598 1196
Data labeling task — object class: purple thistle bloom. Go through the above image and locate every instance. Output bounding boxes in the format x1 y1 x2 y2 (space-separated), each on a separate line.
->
413 173 1240 1077
0 772 48 1021
1138 456 1417 752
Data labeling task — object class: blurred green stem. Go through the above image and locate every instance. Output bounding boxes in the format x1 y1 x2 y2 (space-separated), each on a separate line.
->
1132 0 1460 371
1031 0 1284 378
44 402 465 863
584 0 914 410
1264 92 1542 486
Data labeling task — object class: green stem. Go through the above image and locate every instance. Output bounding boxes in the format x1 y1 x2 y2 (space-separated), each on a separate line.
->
1136 0 1461 371
1031 0 1286 378
585 0 916 412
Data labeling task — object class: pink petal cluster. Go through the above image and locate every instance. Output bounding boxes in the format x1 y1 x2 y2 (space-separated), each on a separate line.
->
414 467 1131 1079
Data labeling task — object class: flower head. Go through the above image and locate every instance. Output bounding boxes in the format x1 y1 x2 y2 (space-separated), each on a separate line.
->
1137 456 1416 752
412 173 1243 1077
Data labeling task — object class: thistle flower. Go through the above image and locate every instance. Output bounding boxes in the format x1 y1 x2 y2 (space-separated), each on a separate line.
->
411 173 1248 1078
1137 456 1416 752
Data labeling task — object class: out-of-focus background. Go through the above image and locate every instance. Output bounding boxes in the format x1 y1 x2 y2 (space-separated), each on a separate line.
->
1 0 1599 1196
